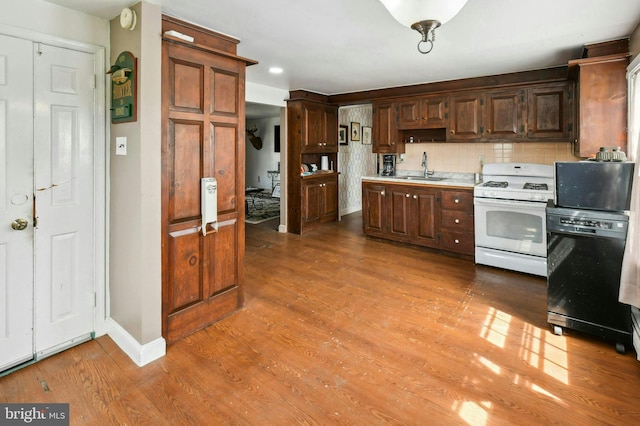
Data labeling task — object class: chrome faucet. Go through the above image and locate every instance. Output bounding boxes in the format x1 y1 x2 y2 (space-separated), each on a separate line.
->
422 151 433 177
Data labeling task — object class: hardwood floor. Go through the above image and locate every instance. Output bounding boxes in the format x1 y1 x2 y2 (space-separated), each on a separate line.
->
2 212 640 425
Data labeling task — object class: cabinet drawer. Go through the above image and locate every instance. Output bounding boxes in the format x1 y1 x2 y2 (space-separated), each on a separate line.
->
441 210 474 232
441 190 473 210
440 231 474 255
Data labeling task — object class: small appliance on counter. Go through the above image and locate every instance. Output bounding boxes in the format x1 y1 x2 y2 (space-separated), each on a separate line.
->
547 160 635 353
381 154 396 176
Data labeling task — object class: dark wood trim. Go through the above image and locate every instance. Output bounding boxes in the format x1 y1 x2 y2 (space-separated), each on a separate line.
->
329 66 569 105
162 15 258 66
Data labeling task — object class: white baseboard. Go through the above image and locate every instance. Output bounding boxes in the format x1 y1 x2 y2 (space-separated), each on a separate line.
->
278 223 287 233
106 318 166 366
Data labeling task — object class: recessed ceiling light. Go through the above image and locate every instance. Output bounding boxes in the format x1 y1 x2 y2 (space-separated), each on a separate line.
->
269 67 283 74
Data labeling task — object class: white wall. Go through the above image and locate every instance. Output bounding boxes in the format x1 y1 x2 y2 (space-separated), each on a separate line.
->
0 0 109 47
246 117 281 191
108 1 163 353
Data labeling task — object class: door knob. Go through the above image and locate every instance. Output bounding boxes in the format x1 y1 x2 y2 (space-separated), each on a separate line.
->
11 218 28 230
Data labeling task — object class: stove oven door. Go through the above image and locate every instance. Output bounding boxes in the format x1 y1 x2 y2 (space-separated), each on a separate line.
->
474 197 547 257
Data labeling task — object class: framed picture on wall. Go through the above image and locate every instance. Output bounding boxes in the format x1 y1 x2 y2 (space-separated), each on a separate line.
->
339 125 348 145
362 126 372 145
350 122 360 142
274 125 281 152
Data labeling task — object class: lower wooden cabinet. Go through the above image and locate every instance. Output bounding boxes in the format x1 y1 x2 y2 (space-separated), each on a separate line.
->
362 181 474 256
301 175 338 232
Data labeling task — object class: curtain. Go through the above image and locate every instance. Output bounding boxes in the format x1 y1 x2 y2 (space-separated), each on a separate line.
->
620 56 640 307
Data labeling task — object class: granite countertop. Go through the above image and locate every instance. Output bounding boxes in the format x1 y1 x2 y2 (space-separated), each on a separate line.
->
362 171 477 188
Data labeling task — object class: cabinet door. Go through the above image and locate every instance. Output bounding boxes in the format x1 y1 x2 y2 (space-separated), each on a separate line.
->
301 103 326 152
362 182 387 236
421 96 449 128
321 177 338 222
301 180 322 224
411 187 438 247
527 82 574 141
372 101 401 153
324 105 338 151
484 89 525 140
388 186 411 240
449 93 482 141
575 59 627 156
397 98 421 129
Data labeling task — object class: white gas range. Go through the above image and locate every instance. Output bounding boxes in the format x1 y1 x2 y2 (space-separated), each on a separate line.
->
473 163 554 277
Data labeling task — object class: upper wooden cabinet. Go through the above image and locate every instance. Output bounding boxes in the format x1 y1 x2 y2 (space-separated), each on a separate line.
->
398 95 448 129
449 92 483 141
526 82 574 141
299 101 338 153
483 89 525 140
372 100 403 153
570 54 628 157
448 83 573 142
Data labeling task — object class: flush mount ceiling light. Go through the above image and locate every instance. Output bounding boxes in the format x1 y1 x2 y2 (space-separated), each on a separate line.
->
379 0 468 54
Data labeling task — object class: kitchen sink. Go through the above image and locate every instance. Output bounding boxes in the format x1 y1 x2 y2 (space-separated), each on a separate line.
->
394 176 447 181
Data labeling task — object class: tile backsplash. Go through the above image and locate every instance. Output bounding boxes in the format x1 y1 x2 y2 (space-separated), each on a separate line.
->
398 141 582 173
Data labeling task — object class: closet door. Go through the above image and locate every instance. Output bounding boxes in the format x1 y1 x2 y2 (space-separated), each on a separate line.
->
0 34 35 372
161 37 246 344
0 37 96 372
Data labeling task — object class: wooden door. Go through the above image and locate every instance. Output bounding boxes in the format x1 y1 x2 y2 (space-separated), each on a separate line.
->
362 182 386 237
301 102 325 152
161 39 245 344
388 186 411 240
527 82 574 141
484 89 524 140
301 179 322 224
449 93 482 141
397 98 421 129
421 96 448 128
411 187 438 247
574 59 626 156
372 101 399 153
320 177 338 222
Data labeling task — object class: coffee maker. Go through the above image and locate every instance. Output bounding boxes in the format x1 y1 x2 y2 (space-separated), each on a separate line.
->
381 154 396 176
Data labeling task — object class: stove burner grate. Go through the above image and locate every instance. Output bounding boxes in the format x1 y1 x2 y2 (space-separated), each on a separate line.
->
483 181 508 188
523 182 549 190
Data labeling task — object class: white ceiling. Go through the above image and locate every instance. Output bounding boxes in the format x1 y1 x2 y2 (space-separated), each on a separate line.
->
45 0 640 98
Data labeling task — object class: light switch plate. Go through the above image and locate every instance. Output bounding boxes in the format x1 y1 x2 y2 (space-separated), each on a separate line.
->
116 136 127 156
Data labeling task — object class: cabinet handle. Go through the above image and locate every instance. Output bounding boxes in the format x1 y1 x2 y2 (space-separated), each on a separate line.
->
454 219 460 224
381 191 385 196
454 198 460 203
413 195 418 199
450 129 455 134
454 239 460 244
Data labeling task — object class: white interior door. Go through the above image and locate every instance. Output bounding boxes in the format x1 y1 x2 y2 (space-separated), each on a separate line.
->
0 34 35 372
0 36 96 372
33 43 95 357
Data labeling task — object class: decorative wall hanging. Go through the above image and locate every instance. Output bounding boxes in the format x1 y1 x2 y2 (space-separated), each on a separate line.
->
108 51 137 123
362 126 372 145
350 122 361 142
339 125 349 145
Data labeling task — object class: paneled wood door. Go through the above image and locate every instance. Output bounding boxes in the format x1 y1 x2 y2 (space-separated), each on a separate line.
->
161 21 254 344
